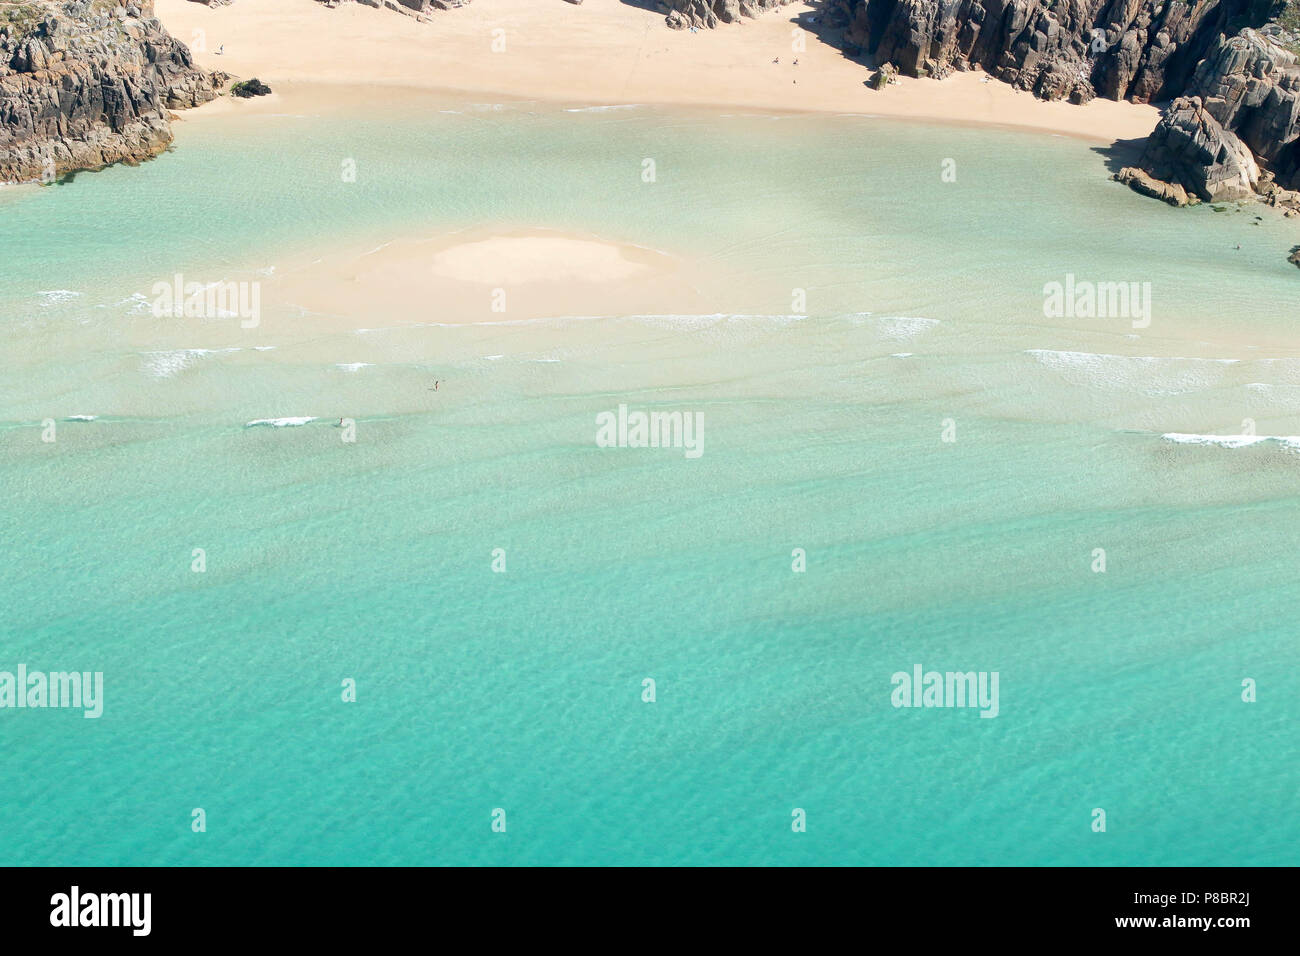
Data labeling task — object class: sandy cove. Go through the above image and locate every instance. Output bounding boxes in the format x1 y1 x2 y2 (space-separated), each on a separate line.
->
149 0 1165 332
156 0 1160 144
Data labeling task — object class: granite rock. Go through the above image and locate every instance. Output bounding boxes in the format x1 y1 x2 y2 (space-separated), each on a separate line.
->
0 0 225 182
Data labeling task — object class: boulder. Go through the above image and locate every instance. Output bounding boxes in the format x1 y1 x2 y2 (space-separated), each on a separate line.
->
1114 167 1196 207
1136 96 1260 202
230 77 272 97
871 63 898 89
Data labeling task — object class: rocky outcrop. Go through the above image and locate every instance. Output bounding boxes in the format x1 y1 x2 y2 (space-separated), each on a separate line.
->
820 1 1300 211
1126 95 1261 201
871 61 899 88
1113 165 1196 206
1116 27 1300 203
1183 28 1300 188
662 1 793 31
0 0 225 183
822 0 1264 105
230 77 270 97
313 0 472 21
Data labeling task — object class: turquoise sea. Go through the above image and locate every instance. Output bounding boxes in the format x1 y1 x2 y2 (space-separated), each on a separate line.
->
1 92 1297 865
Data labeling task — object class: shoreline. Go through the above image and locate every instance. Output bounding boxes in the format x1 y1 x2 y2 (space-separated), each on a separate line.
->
169 77 1161 152
154 0 1161 145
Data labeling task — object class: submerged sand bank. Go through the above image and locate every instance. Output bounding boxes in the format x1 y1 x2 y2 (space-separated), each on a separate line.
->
262 228 725 329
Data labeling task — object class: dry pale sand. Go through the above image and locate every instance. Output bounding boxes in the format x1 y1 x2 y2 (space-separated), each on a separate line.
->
156 0 1161 143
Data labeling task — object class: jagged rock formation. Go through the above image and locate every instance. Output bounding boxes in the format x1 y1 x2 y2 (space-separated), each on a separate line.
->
1117 27 1300 203
1184 27 1300 187
822 0 1269 105
1123 95 1261 201
0 0 224 183
820 0 1300 213
662 1 793 31
313 0 471 21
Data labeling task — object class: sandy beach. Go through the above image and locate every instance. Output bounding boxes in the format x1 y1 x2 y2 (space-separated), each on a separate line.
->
155 0 1161 143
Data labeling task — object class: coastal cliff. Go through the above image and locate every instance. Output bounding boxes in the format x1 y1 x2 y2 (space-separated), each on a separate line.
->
821 0 1272 104
1115 27 1300 203
818 0 1300 209
0 0 224 183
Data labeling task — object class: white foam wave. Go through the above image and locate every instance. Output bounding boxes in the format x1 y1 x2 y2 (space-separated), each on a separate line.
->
1241 382 1300 407
335 363 373 372
1162 433 1300 449
245 417 316 428
36 290 82 304
844 313 940 340
877 317 939 340
359 313 803 335
1027 350 1240 396
141 347 240 378
564 104 642 113
625 313 805 331
1254 358 1300 386
118 292 153 315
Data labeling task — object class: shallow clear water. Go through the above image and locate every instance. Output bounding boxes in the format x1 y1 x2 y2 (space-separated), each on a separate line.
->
0 96 1296 865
